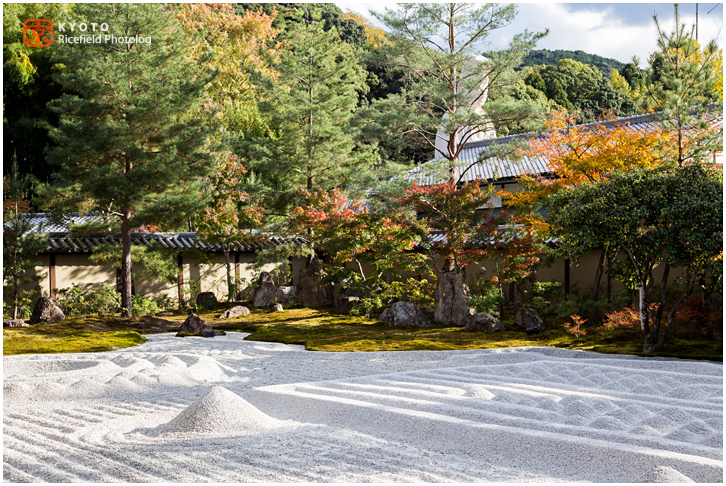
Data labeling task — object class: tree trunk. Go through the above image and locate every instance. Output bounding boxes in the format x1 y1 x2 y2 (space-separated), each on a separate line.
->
224 244 232 302
120 209 133 317
653 263 670 339
591 247 606 301
653 275 696 351
12 203 19 319
606 251 612 304
12 272 19 320
639 285 657 353
441 257 455 273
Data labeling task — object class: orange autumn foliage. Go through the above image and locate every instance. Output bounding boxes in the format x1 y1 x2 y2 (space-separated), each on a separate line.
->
176 4 280 101
504 109 673 214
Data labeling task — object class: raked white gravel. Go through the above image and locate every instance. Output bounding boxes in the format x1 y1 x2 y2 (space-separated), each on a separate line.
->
3 332 723 482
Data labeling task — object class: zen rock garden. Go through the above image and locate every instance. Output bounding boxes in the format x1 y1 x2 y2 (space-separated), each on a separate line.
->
4 267 545 335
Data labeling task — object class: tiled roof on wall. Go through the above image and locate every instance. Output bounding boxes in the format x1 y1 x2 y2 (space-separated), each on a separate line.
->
12 213 306 254
423 230 559 249
42 232 306 254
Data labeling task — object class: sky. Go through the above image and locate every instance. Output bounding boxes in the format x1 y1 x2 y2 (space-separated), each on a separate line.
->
334 2 724 67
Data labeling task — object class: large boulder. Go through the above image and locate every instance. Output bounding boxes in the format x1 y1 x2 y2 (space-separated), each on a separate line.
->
178 312 212 334
276 286 296 304
218 306 250 319
196 292 218 308
253 272 277 307
4 320 29 328
463 313 505 332
433 272 473 325
296 258 333 308
29 297 65 324
515 308 544 331
379 302 431 328
333 281 362 314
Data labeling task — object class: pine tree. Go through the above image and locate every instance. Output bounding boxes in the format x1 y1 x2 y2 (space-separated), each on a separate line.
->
242 21 374 218
372 3 548 182
43 4 216 317
3 157 47 319
641 4 722 165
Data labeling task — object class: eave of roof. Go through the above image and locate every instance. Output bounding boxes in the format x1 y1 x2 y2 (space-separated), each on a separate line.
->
39 232 308 254
409 109 723 187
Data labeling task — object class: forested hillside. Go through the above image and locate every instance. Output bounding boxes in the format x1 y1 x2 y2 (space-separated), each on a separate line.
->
516 49 626 77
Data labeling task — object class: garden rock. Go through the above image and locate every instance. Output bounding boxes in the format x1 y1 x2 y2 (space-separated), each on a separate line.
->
269 304 284 313
515 308 544 331
4 320 29 328
296 257 333 308
464 313 505 332
253 272 277 307
200 329 225 338
379 302 431 327
29 297 66 325
156 311 175 317
218 306 250 319
276 286 296 304
434 272 473 325
335 296 360 314
178 312 211 334
196 292 218 307
333 281 362 314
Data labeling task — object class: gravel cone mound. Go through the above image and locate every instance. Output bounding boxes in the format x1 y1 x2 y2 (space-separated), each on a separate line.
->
154 386 279 436
638 466 695 483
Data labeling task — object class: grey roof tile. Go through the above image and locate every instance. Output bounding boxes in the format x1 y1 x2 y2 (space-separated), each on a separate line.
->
408 110 723 185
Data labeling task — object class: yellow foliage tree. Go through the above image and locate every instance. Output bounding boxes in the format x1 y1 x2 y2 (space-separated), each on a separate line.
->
504 109 673 301
340 12 391 48
176 4 280 132
505 109 672 213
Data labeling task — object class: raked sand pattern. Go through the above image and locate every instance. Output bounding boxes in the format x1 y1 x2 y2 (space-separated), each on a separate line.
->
3 332 723 483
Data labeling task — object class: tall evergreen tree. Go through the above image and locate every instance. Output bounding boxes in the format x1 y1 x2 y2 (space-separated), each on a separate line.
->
372 3 547 182
242 21 374 219
42 4 216 316
3 3 72 185
3 157 47 319
640 4 721 165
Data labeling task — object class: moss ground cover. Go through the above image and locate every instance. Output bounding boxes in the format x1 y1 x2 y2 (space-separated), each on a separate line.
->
3 303 721 360
3 317 148 355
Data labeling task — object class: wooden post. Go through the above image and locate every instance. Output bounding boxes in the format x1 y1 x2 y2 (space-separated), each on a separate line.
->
177 255 184 307
564 258 571 296
49 254 57 299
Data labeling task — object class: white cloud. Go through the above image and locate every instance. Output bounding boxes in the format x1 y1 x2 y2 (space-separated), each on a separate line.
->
335 2 724 68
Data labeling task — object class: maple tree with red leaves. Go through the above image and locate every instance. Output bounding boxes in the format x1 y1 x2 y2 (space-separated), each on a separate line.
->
400 179 495 274
400 179 550 311
290 188 432 315
196 159 264 301
471 213 550 308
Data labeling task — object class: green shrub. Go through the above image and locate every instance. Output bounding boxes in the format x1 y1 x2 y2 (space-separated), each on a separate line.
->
181 278 202 308
3 290 40 320
553 292 611 326
152 293 175 311
528 282 564 317
130 294 160 317
55 284 121 317
468 287 503 316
